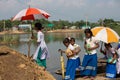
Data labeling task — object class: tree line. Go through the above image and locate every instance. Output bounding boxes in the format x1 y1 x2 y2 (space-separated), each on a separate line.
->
0 18 120 32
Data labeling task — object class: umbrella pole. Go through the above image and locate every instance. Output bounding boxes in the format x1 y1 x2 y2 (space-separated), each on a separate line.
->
60 51 65 80
27 40 31 59
100 42 103 50
27 22 34 59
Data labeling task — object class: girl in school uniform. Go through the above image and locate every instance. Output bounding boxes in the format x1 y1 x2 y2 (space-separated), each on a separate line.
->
70 37 81 70
80 29 99 80
59 38 77 80
116 41 120 74
33 22 50 70
100 43 117 78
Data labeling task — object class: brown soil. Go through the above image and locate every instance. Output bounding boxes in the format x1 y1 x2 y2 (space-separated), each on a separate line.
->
0 46 55 80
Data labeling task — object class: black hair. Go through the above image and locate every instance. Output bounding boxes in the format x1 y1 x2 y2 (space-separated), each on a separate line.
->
104 43 112 48
84 28 93 37
70 37 75 42
63 38 70 44
34 22 43 30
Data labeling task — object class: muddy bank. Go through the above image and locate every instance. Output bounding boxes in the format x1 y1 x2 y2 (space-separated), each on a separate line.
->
0 46 55 80
47 29 84 33
0 29 84 35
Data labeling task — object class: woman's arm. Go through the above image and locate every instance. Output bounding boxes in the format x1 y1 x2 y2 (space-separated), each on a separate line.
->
58 49 65 53
73 46 81 55
84 41 87 50
100 47 106 55
110 52 117 64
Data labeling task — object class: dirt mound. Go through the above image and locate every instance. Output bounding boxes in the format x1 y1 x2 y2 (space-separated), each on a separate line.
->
0 46 55 80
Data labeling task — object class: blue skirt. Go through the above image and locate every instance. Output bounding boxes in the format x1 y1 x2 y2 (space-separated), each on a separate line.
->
80 54 97 76
106 63 116 78
76 57 81 69
65 59 77 80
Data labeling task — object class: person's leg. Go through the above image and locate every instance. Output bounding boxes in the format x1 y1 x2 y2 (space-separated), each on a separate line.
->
80 55 91 76
76 57 81 70
90 54 97 77
36 59 46 68
106 63 116 78
69 59 76 80
65 59 71 80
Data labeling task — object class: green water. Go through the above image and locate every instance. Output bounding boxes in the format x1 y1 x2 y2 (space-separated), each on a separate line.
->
0 32 113 79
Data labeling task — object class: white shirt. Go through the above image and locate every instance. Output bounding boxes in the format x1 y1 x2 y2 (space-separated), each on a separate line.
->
85 37 98 55
67 44 76 59
117 48 120 57
33 31 50 60
73 44 80 58
105 47 115 59
37 31 44 42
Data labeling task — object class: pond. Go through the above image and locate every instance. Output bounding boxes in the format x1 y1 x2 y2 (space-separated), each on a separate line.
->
0 32 107 80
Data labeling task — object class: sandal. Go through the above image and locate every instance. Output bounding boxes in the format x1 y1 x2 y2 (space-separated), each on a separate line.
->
83 76 89 79
90 76 95 80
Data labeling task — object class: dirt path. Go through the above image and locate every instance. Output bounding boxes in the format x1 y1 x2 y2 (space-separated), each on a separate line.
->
0 46 55 80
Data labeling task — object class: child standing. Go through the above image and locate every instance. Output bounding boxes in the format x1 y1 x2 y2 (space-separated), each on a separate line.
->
116 41 120 74
70 37 81 70
100 43 117 78
59 38 77 80
33 22 49 69
81 28 99 80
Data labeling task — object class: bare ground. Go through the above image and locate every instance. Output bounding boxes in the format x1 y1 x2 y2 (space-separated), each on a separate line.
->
0 46 55 80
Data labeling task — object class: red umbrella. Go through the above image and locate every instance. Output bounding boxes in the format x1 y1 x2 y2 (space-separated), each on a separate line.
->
12 7 50 58
12 7 50 21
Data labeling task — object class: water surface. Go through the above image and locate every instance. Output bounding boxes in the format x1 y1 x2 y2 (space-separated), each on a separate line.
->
0 32 107 80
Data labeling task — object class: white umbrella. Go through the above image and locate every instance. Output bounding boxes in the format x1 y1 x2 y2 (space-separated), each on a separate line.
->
12 7 50 21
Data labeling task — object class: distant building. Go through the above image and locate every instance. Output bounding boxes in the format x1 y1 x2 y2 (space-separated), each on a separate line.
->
12 26 18 31
18 24 31 31
81 26 91 29
70 26 76 29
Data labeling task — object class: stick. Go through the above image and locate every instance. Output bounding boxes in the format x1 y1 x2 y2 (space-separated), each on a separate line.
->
27 23 34 59
60 51 65 80
100 42 103 50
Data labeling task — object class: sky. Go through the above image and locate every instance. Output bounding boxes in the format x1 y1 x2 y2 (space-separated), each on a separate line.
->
0 0 120 22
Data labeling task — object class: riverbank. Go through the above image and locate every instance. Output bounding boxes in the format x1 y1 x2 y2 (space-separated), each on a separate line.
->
0 30 27 35
47 29 84 33
0 29 84 35
0 46 55 80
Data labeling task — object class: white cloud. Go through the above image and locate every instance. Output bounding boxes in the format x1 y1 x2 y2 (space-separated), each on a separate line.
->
29 0 86 8
58 0 85 7
96 0 120 8
0 0 120 21
0 0 26 19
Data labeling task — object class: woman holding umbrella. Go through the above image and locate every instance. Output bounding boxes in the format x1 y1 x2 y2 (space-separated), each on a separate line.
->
32 22 50 70
100 43 117 78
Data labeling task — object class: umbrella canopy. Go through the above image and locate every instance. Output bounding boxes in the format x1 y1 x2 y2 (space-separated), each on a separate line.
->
91 26 119 43
12 7 50 21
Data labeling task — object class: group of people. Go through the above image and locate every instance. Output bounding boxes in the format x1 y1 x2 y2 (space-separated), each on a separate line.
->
59 28 120 80
59 28 99 80
31 22 120 80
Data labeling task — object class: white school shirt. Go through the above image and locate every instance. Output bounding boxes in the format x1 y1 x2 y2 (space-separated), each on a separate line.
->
85 37 98 55
117 42 120 57
104 47 116 59
117 48 120 58
73 44 80 58
33 31 49 60
68 44 76 59
37 31 44 42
